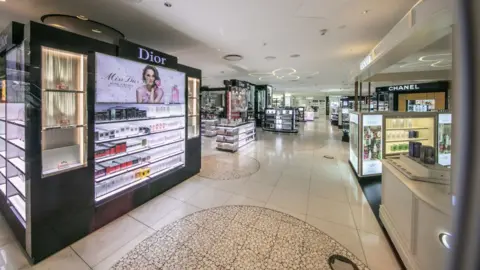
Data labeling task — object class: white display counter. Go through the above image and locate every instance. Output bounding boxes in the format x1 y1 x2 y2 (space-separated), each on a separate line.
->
305 111 315 121
380 160 452 270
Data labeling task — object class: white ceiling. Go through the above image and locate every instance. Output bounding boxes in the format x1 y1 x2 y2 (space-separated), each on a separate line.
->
0 0 418 95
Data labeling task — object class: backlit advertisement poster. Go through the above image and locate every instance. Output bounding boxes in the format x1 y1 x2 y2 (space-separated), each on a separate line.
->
95 53 185 104
362 114 383 175
349 113 359 173
438 113 452 166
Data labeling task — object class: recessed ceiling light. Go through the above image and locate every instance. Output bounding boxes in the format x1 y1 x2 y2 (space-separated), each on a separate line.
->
164 2 172 7
92 29 102 34
49 24 67 29
362 10 369 14
223 54 243 61
0 0 6 2
265 56 276 60
77 15 88 20
319 29 328 36
290 54 300 58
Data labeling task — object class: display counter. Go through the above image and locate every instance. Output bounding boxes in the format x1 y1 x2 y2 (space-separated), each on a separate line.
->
296 107 305 122
201 119 218 137
0 21 202 263
305 111 315 121
349 112 442 178
263 108 298 133
380 159 452 270
216 121 256 152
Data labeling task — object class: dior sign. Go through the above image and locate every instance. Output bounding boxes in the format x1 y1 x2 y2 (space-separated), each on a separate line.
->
138 47 167 65
117 39 178 69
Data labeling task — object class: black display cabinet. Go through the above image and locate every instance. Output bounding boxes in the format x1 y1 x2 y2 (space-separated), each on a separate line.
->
0 21 201 263
254 84 273 127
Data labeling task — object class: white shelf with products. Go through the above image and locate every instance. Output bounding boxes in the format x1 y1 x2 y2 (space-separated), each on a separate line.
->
9 176 25 197
9 195 26 221
263 108 298 133
216 122 256 152
201 119 218 137
8 157 25 174
93 52 187 203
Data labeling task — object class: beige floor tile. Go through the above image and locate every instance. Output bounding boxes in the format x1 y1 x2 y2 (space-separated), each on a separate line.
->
307 195 356 228
163 181 206 202
266 187 308 216
223 194 266 207
32 247 90 270
186 186 233 209
309 180 348 203
93 228 155 270
234 181 275 202
276 175 310 194
350 204 384 236
306 216 367 264
152 202 203 230
128 195 183 227
71 215 149 266
0 242 31 269
359 231 402 270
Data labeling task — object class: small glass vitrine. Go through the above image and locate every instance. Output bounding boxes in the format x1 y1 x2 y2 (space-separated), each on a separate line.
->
41 47 88 176
187 77 200 138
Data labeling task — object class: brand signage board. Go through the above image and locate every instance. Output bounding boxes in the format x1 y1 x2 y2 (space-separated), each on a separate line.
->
376 81 449 92
0 22 24 53
95 52 185 104
117 39 178 69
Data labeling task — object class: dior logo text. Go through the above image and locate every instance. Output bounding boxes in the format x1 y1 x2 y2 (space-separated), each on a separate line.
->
138 47 167 65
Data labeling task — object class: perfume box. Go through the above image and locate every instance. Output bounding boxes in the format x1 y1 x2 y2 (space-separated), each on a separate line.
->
95 111 109 122
408 142 415 157
95 128 111 141
108 107 127 121
100 161 120 174
420 146 435 164
413 142 422 158
95 146 110 159
95 165 106 178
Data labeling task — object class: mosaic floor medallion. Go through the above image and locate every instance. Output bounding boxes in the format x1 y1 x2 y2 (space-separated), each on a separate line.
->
199 155 260 180
112 206 369 270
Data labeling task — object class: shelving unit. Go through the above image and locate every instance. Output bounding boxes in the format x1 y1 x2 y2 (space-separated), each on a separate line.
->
263 108 298 133
93 53 187 203
188 77 200 138
216 122 255 152
201 119 218 137
385 116 435 158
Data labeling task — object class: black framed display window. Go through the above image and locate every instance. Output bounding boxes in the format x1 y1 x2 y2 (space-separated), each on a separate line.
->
93 52 186 203
0 21 202 264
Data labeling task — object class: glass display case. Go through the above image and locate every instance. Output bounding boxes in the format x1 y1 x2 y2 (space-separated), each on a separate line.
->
93 53 186 202
41 47 87 177
384 114 435 157
188 77 200 138
349 113 359 174
437 113 452 166
3 42 29 225
263 108 298 133
349 112 439 178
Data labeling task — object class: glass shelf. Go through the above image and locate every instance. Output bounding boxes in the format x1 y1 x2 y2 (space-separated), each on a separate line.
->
41 47 87 177
187 77 200 138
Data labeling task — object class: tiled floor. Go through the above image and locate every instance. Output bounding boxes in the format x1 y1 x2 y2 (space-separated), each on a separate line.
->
0 118 402 269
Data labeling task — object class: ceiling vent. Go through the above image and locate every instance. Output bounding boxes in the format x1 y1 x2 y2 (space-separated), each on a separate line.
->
265 56 276 60
223 54 243 61
320 29 328 36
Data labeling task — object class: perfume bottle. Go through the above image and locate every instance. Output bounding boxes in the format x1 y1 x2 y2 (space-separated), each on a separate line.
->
171 85 179 104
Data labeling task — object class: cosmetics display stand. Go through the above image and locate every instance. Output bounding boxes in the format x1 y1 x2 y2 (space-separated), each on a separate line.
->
254 85 273 127
0 21 202 263
216 121 256 152
380 159 452 270
349 111 443 179
296 107 305 122
263 108 298 133
201 119 218 137
305 111 315 121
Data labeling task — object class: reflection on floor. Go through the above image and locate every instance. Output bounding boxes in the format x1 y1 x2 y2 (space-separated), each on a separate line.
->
112 206 368 269
0 118 401 270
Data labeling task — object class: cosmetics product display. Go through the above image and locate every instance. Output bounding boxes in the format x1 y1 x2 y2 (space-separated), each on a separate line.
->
201 119 218 137
263 108 298 133
93 52 187 202
216 122 255 152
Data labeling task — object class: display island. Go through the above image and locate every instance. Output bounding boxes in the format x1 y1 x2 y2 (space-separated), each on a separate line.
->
349 112 451 178
263 107 298 133
0 21 201 263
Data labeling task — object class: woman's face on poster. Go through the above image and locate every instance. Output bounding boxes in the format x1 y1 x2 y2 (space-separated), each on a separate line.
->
145 69 155 85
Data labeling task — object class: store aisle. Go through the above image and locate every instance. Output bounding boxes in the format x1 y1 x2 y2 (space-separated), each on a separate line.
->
0 121 400 270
